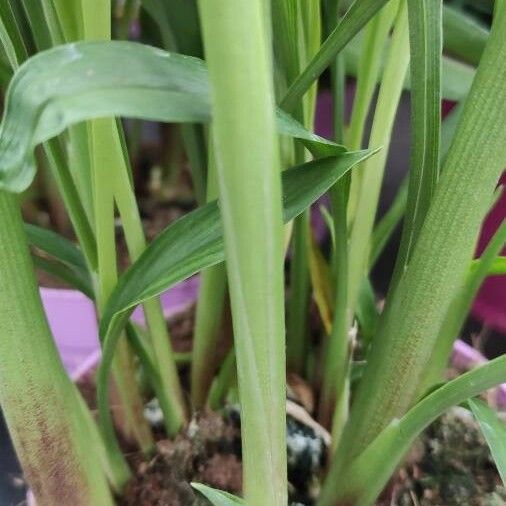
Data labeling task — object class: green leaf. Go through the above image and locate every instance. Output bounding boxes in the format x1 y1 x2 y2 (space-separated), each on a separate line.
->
369 176 408 268
281 0 391 112
320 354 506 506
0 40 345 193
24 223 94 297
469 398 506 485
100 150 375 338
393 0 442 283
96 150 376 470
191 483 246 505
24 223 88 272
31 255 93 298
342 30 475 102
483 256 506 275
421 222 506 389
0 1 28 68
341 0 506 462
443 4 488 66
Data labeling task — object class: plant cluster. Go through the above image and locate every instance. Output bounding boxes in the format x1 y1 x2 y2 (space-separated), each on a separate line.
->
0 1 504 505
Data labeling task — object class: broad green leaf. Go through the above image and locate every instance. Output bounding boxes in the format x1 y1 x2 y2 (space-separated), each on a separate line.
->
191 483 246 505
443 5 488 66
281 0 391 111
96 150 376 465
394 0 442 279
100 150 375 338
0 40 345 193
321 354 506 506
469 398 506 485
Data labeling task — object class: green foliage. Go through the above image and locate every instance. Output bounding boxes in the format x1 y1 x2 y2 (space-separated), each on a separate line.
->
0 1 505 505
192 483 246 505
469 398 506 485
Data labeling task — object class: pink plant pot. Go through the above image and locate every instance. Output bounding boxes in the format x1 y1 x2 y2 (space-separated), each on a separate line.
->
40 276 200 380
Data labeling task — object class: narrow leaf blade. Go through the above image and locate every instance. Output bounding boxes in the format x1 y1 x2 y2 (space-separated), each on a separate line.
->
191 483 246 505
469 398 506 484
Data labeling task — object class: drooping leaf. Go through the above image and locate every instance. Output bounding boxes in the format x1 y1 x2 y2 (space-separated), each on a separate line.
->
191 483 246 505
0 40 345 193
469 398 506 485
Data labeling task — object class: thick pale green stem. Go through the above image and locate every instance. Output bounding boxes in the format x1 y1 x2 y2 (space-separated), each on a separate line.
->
318 0 350 434
346 0 399 224
347 2 410 316
89 118 153 460
199 1 288 504
341 0 506 460
0 192 113 506
83 0 154 455
287 208 311 373
191 147 228 409
111 123 186 435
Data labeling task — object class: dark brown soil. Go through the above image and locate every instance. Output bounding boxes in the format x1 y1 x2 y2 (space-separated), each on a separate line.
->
118 411 242 506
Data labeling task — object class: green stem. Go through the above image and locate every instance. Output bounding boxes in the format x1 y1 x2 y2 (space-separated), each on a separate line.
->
340 0 506 460
346 0 399 224
191 263 228 408
198 1 288 503
208 349 237 410
318 0 350 435
287 209 311 373
347 1 409 318
191 145 228 409
89 118 153 462
0 192 114 506
111 123 186 435
82 0 154 456
43 139 98 270
281 0 391 112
